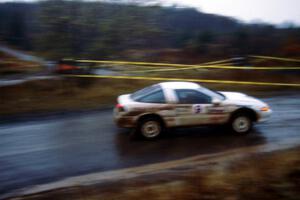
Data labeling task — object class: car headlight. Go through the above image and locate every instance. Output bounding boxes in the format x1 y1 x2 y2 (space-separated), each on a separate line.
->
260 106 270 112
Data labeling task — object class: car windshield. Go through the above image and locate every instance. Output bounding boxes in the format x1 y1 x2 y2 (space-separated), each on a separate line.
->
131 84 161 100
199 87 226 100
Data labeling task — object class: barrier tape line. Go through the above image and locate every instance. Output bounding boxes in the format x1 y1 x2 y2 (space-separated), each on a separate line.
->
74 58 233 67
73 59 300 72
250 55 300 63
75 59 190 68
67 58 233 72
129 65 300 73
65 74 300 87
74 58 233 72
75 59 239 69
74 59 242 70
199 58 234 65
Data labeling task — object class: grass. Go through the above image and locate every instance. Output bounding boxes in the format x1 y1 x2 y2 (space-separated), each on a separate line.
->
0 76 299 116
0 78 156 116
1 53 300 116
15 147 300 200
129 67 300 83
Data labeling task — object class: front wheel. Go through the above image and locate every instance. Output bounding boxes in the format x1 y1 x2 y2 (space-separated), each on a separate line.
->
138 118 163 139
230 114 253 134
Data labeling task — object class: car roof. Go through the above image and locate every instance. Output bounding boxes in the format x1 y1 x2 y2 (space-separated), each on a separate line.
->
159 82 201 90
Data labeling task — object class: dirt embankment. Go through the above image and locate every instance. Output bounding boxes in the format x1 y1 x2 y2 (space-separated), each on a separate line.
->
15 147 300 200
0 51 42 75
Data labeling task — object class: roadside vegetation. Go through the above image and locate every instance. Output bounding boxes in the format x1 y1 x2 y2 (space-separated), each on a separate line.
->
0 76 298 117
16 147 300 200
0 48 299 117
0 1 300 62
0 78 155 116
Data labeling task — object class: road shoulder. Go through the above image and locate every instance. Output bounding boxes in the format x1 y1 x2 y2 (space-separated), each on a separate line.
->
5 145 300 200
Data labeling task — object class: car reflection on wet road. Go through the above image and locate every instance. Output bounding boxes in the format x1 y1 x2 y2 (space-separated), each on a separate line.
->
0 94 300 196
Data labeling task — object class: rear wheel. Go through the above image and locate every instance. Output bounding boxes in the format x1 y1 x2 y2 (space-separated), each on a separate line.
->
230 114 253 134
138 117 163 139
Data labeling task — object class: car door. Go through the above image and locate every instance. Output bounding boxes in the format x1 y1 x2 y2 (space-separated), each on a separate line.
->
173 89 227 126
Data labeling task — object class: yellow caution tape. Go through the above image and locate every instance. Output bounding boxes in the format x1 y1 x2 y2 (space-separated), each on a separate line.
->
74 59 300 72
75 58 234 67
75 59 188 68
65 74 300 87
130 65 300 73
75 59 239 69
74 58 235 69
201 58 234 65
251 55 300 63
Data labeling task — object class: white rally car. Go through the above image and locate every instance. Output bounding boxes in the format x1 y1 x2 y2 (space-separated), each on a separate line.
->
114 82 272 139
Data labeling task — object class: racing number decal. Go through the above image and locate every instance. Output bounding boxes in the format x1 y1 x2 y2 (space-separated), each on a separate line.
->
193 104 202 114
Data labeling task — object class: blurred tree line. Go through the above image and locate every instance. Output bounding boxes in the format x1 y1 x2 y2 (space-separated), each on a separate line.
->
0 0 299 61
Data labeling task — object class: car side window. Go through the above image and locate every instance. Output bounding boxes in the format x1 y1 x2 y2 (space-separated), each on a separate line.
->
138 89 166 103
175 89 211 104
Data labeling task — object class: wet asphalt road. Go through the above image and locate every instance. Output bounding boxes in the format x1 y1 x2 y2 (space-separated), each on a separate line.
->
0 94 300 196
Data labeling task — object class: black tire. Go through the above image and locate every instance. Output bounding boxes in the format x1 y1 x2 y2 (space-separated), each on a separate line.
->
137 117 163 140
229 113 253 134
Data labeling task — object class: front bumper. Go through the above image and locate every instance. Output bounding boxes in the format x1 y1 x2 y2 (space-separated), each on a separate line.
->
257 109 272 122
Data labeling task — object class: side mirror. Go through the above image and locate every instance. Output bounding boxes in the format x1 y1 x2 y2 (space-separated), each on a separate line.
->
212 98 222 106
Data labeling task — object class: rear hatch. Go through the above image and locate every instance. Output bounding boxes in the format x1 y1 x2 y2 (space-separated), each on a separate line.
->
117 94 132 105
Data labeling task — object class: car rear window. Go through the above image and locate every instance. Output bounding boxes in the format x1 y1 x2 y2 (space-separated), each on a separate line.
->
131 85 166 103
131 85 160 100
137 89 166 103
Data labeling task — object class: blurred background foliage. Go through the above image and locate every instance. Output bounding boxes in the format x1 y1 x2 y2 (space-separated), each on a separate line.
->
0 0 300 62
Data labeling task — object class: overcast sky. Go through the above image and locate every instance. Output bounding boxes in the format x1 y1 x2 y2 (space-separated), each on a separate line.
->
160 0 300 25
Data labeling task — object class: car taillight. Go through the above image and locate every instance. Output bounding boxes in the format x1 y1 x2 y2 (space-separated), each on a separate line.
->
116 104 125 112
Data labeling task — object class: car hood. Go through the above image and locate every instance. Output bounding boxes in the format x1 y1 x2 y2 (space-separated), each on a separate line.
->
220 92 266 107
